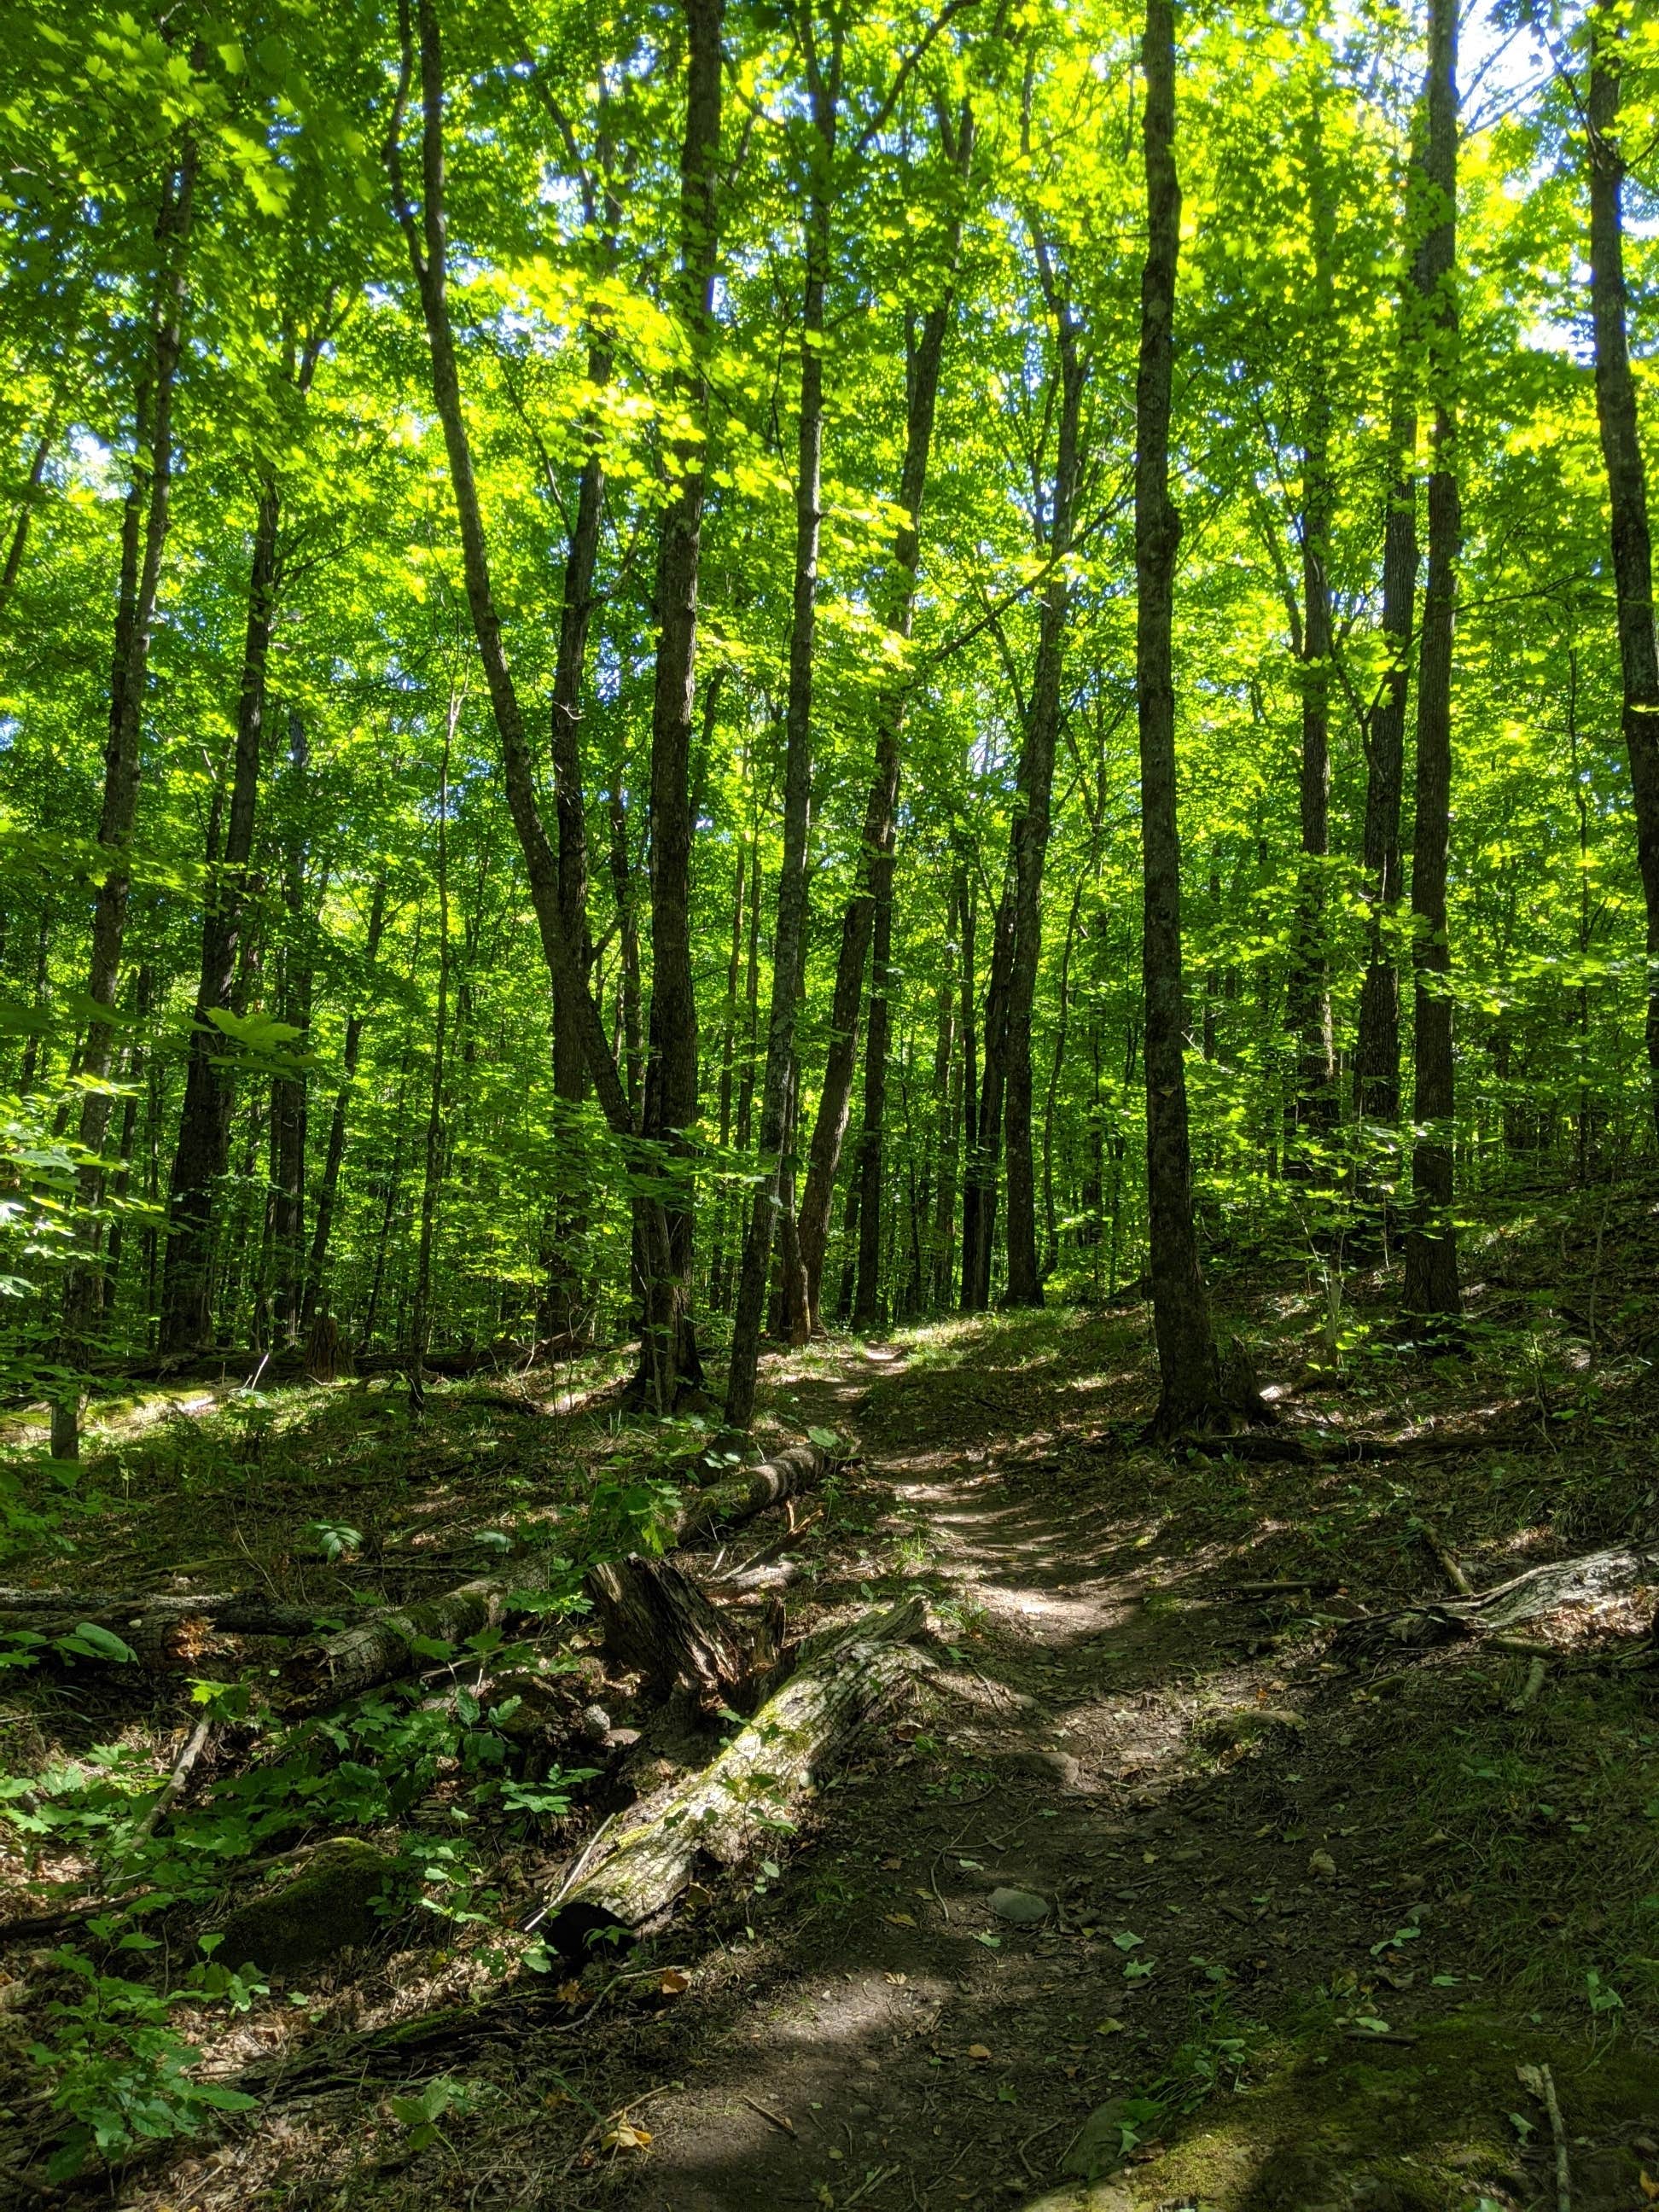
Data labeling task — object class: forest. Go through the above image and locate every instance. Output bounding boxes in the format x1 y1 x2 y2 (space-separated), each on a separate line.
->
1 0 1657 2205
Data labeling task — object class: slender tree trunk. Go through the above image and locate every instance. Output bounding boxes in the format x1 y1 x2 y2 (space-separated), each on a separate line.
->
1586 0 1659 1137
961 871 1014 1312
1136 0 1218 1431
1400 0 1462 1325
0 417 56 637
304 873 387 1327
1355 392 1416 1134
389 0 672 1388
54 148 195 1457
1004 286 1085 1303
160 479 281 1350
853 853 893 1329
636 0 724 1408
725 31 841 1426
1042 879 1086 1284
409 707 453 1387
270 709 312 1344
795 102 975 1332
1284 90 1337 1162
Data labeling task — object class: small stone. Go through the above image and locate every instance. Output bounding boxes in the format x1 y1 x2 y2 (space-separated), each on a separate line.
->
989 1887 1050 1925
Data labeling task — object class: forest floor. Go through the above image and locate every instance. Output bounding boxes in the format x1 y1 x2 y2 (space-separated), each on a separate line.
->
3 1175 1659 2209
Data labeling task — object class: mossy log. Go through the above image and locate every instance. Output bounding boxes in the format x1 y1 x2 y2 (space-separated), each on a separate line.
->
212 1837 393 1975
1334 1544 1659 1657
275 1568 562 1715
670 1436 835 1545
541 1593 927 1959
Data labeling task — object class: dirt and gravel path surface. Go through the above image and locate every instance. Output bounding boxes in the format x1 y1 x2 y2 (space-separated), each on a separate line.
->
556 1316 1659 2212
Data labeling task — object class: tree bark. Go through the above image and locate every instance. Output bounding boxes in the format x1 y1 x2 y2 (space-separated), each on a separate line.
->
0 416 57 637
408 703 454 1388
1586 0 1659 1138
538 1595 925 1958
725 28 841 1426
795 102 975 1332
1284 90 1337 1162
1400 0 1461 1326
961 870 1013 1312
636 0 725 1410
269 709 312 1345
1136 0 1219 1432
54 146 196 1457
1004 265 1085 1304
303 873 387 1326
853 846 893 1327
387 0 678 1382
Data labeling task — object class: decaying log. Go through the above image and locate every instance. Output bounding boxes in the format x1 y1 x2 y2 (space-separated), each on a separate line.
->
0 1588 325 1668
540 1593 928 1958
669 1437 836 1546
276 1567 564 1715
1334 1544 1659 1658
583 1555 751 1705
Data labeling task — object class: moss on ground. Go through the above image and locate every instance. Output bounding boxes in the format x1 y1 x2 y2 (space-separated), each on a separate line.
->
1104 2011 1656 2210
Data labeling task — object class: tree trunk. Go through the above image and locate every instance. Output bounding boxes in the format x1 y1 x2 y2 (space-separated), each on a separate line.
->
408 703 454 1387
0 416 57 637
1586 0 1659 1138
389 0 676 1391
270 709 311 1345
795 102 975 1331
634 0 725 1410
1004 250 1086 1307
160 485 281 1350
725 31 841 1427
1400 0 1461 1327
1136 0 1218 1432
853 845 893 1328
1284 91 1337 1163
538 1596 924 1959
303 873 387 1326
961 871 1013 1312
54 146 195 1458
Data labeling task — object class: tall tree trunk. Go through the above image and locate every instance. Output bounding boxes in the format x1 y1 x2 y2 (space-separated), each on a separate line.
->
270 709 312 1344
159 479 281 1351
1284 90 1337 1162
304 872 387 1326
852 850 893 1329
725 26 841 1427
1136 0 1218 1431
1004 265 1086 1304
1586 0 1659 1137
961 871 1014 1312
54 146 195 1458
1400 0 1462 1325
1355 393 1417 1136
388 0 672 1388
795 102 975 1333
637 0 724 1408
409 706 454 1388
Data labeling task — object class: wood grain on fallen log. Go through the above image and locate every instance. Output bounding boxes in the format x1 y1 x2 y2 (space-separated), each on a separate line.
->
540 1594 927 1958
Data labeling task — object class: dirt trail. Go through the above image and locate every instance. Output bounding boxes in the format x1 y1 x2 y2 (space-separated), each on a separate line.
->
572 1338 1284 2209
564 1324 1656 2212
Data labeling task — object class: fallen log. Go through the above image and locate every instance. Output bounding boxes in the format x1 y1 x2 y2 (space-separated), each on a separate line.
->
0 1589 326 1668
275 1567 568 1715
669 1437 836 1546
540 1593 928 1959
583 1556 753 1707
1334 1544 1659 1659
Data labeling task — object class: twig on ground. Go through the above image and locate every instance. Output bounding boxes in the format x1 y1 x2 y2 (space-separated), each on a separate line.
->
1513 1655 1548 1708
1419 1523 1474 1596
558 2081 678 2177
742 2093 796 2136
1518 2061 1570 2212
126 1715 213 1853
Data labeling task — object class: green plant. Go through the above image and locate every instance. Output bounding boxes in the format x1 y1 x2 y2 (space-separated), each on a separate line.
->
30 1940 262 2181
